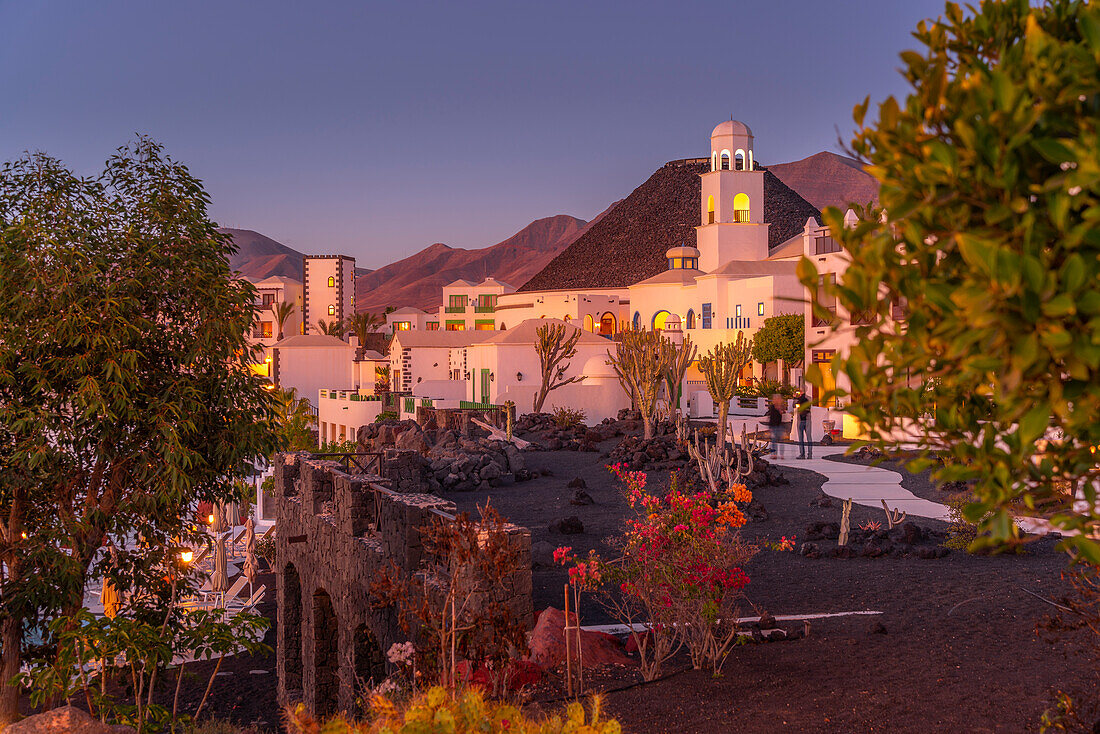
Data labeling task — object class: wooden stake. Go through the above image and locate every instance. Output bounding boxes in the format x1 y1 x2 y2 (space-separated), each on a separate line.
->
574 583 584 695
563 584 573 697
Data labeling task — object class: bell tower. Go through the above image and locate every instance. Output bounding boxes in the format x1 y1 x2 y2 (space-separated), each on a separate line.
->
696 119 769 271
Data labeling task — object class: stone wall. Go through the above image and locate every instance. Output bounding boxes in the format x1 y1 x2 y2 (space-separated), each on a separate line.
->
274 452 532 717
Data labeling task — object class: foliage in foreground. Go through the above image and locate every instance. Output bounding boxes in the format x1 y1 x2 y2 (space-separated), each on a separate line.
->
284 687 621 733
799 0 1100 556
0 138 281 724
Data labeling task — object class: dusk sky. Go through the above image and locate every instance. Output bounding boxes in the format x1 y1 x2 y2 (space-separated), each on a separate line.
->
1 1 944 269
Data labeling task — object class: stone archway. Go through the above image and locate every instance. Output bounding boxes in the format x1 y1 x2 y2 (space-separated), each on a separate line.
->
312 588 339 717
599 312 616 336
281 563 303 695
354 623 387 714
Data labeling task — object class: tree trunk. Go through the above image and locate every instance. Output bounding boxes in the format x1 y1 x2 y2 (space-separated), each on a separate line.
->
642 413 654 440
0 613 22 726
716 398 730 450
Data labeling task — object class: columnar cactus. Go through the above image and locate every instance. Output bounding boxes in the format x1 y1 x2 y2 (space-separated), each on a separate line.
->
698 332 753 450
607 329 673 440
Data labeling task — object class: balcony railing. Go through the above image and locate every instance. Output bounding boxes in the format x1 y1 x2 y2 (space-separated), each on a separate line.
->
444 306 466 313
733 209 750 223
474 305 495 313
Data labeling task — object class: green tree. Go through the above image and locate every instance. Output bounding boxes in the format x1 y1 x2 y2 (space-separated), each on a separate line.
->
799 0 1100 555
0 139 281 724
751 313 804 385
275 387 318 452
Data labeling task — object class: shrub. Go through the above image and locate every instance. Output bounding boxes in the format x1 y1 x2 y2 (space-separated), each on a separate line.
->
284 686 621 733
942 494 982 552
318 438 360 454
752 379 795 399
551 405 587 428
374 411 398 423
564 466 758 679
255 534 276 565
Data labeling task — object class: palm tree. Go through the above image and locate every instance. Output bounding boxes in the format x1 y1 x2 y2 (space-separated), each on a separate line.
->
317 318 346 338
347 312 384 355
270 301 296 340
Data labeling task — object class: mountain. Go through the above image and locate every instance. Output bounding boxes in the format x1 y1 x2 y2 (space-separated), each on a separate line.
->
767 151 879 212
518 159 820 292
221 228 306 281
354 213 611 313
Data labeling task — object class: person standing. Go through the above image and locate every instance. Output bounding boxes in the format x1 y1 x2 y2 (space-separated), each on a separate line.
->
795 390 813 459
766 394 785 459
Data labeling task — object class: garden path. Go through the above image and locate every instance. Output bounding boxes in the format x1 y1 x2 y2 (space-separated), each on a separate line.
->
767 444 953 522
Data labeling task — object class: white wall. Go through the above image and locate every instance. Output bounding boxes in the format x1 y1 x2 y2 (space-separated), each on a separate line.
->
277 344 353 407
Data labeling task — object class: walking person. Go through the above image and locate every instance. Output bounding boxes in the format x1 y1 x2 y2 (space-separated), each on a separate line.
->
795 389 813 459
766 394 785 459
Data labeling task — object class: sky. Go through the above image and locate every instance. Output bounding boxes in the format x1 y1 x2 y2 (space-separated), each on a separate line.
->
0 0 946 268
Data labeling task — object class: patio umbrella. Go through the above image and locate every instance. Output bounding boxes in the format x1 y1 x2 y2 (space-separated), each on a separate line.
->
225 501 241 527
211 536 229 606
242 516 258 599
100 579 120 619
212 502 227 534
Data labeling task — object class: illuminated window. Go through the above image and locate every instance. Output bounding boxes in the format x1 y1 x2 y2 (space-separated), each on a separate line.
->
426 322 439 331
758 302 764 316
327 276 335 287
260 321 273 338
735 305 742 318
733 193 750 222
394 321 411 331
328 305 336 315
707 195 715 224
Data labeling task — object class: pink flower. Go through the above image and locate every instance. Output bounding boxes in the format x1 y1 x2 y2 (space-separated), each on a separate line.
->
553 546 572 564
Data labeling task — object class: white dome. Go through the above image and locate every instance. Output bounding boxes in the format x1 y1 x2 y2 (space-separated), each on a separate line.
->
581 355 617 379
712 119 753 138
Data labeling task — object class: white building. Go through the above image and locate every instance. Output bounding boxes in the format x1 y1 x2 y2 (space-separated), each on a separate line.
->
386 306 434 333
462 319 629 421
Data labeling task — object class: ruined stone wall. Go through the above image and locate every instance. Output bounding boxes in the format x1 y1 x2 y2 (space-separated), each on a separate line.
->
273 452 532 717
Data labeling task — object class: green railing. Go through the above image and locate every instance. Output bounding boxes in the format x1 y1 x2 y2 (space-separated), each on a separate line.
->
474 305 495 313
444 306 466 313
403 397 416 414
459 401 502 410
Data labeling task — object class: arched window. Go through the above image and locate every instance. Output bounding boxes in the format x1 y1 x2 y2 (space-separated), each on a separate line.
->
686 309 696 329
720 152 730 171
632 312 640 330
600 312 616 336
733 193 750 223
327 276 335 287
328 304 336 315
734 150 745 171
707 195 715 224
652 310 671 331
748 150 754 170
583 314 594 332
711 152 718 171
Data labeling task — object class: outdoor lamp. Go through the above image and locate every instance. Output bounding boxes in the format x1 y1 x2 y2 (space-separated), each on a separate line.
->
208 514 215 524
489 372 494 382
516 372 523 381
180 550 193 564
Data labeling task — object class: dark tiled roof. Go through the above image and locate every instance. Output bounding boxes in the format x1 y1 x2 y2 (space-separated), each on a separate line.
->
518 159 821 292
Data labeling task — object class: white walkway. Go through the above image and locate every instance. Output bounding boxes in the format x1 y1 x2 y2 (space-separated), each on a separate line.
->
768 443 952 522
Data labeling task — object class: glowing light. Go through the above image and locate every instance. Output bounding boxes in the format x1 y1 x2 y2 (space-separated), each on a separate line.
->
208 514 215 524
180 550 193 563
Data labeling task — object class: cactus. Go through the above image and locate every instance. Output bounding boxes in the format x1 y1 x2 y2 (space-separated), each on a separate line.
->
697 332 753 450
686 425 756 498
533 323 583 413
838 498 852 546
607 329 673 439
661 335 697 420
881 499 907 529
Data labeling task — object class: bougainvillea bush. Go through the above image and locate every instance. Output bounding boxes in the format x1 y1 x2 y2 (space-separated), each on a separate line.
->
559 465 759 678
